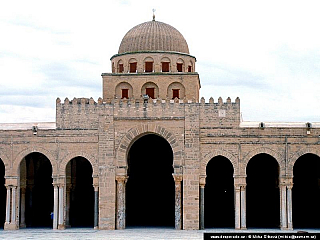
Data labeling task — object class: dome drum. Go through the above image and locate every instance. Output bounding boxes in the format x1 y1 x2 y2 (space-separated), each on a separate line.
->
111 52 195 74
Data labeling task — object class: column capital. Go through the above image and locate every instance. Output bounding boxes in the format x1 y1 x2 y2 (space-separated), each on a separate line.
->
235 183 246 189
173 174 182 182
279 176 293 186
287 184 293 190
93 185 99 191
199 175 206 188
116 175 128 183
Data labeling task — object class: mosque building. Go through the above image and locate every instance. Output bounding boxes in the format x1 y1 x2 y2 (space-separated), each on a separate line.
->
0 16 319 231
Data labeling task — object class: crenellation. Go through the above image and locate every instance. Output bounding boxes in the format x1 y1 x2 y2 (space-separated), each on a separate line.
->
1 16 320 232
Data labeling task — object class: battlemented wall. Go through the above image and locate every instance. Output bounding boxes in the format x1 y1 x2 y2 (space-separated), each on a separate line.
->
1 95 320 230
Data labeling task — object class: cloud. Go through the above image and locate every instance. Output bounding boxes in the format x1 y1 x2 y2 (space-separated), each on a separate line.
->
199 62 270 89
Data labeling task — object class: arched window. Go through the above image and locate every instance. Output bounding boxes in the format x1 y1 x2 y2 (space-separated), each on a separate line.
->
176 58 184 72
115 82 133 99
161 57 171 72
141 82 159 99
167 82 185 99
188 61 193 72
129 58 137 73
117 60 124 73
144 57 154 72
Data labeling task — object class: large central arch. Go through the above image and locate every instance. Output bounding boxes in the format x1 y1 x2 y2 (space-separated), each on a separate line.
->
125 134 175 227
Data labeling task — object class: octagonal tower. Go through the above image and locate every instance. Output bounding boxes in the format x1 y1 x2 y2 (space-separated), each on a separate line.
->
102 18 200 102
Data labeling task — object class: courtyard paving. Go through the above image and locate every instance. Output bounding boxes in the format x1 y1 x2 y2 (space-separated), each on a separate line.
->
0 227 320 240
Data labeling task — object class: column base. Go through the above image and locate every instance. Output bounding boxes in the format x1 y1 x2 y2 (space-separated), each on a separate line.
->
281 227 293 231
94 226 99 230
19 223 26 228
4 222 18 230
240 227 247 230
58 224 65 230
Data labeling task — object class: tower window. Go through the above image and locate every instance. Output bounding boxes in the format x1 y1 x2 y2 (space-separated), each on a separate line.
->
172 89 180 99
177 63 183 72
122 89 129 99
188 65 192 72
129 62 137 73
119 64 124 73
162 62 170 72
145 62 153 72
146 88 155 99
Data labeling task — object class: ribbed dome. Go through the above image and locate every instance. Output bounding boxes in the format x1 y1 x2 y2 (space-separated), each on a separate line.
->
118 20 189 54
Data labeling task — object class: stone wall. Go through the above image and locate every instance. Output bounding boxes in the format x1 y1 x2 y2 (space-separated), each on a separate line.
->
0 96 319 230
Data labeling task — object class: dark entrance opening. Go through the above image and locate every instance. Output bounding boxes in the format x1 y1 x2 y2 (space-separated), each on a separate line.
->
21 152 53 228
0 159 5 228
246 154 279 228
293 153 320 228
126 134 175 227
66 157 94 228
205 156 234 228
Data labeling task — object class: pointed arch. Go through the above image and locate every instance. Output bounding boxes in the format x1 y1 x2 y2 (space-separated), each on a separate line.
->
116 124 182 171
12 147 57 176
59 151 97 176
201 150 237 176
242 147 283 175
288 147 320 176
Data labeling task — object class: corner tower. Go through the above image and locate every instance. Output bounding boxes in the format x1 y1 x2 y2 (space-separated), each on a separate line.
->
102 18 200 102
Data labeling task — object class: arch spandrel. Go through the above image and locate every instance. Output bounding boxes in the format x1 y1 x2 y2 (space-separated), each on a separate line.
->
242 147 284 176
12 147 57 177
116 124 182 172
287 148 320 177
201 150 238 176
59 152 98 177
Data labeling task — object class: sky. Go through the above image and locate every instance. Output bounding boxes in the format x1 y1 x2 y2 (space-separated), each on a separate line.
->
0 0 320 123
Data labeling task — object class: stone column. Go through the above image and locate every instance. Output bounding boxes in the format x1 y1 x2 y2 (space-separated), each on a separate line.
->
240 185 246 230
53 184 59 230
287 184 293 230
94 185 99 229
234 185 241 230
20 187 26 228
65 185 71 228
58 185 65 229
280 185 287 229
173 174 182 230
199 176 206 230
11 186 16 224
5 186 11 224
116 176 127 230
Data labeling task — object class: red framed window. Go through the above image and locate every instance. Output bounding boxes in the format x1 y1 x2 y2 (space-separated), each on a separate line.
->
177 63 183 72
145 62 153 72
122 89 129 99
146 88 155 99
172 89 180 99
162 62 169 72
129 62 137 73
119 64 124 73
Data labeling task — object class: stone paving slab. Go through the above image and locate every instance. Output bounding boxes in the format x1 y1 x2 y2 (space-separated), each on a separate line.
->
1 228 320 240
